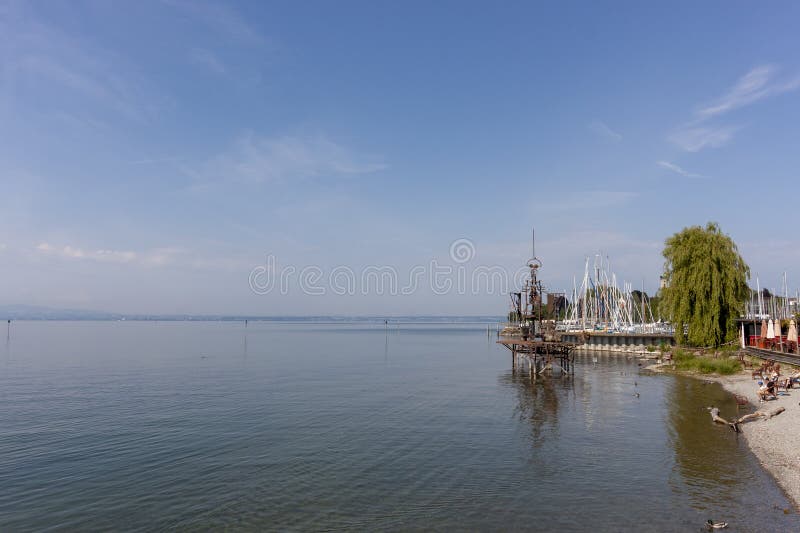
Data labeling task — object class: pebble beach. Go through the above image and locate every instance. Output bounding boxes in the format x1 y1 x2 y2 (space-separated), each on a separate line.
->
711 371 800 509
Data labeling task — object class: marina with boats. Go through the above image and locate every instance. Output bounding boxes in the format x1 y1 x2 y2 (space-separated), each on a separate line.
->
498 243 800 367
498 236 675 370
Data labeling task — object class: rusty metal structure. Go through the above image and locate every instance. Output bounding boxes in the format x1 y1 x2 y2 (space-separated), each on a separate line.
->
510 256 544 331
498 230 575 376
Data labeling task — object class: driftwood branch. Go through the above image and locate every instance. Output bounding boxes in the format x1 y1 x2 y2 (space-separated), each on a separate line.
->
708 407 739 432
735 406 785 425
709 405 786 434
709 407 733 425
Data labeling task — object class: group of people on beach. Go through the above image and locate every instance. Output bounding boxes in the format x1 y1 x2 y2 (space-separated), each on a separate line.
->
754 360 800 402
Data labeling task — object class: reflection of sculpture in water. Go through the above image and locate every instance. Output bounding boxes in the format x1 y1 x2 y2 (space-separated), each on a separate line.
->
500 369 574 446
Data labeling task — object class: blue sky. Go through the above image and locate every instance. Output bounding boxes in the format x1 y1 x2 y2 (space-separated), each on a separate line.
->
1 0 799 315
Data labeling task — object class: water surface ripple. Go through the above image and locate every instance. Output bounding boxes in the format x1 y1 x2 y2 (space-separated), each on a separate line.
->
1 321 797 531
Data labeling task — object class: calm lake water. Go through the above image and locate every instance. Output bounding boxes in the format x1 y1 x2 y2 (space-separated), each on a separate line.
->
1 321 798 531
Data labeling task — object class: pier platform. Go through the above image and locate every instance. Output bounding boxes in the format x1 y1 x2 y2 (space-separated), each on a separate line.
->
497 337 576 374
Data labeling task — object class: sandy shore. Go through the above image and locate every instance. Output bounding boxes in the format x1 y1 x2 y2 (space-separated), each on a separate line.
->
709 371 800 509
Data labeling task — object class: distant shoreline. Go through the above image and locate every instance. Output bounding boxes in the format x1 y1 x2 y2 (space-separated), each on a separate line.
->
2 315 506 323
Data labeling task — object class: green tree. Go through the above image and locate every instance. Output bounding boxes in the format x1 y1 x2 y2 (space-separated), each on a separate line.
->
648 293 662 320
660 222 750 347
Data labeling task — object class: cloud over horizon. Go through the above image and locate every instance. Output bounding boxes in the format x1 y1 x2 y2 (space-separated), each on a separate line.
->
669 64 800 152
587 120 622 142
202 134 387 184
656 160 707 179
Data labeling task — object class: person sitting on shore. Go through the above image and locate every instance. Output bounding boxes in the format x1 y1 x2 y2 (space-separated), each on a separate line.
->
757 380 776 402
776 376 791 392
757 383 767 401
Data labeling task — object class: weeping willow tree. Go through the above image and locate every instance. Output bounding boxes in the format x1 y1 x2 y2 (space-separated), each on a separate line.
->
661 222 750 347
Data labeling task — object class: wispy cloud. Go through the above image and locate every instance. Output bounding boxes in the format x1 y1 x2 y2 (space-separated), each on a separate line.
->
35 243 185 266
128 156 182 165
696 65 800 120
32 242 249 273
1 4 160 122
141 247 187 267
36 242 138 263
203 134 387 184
164 0 265 46
18 56 149 121
587 120 622 142
667 126 738 153
669 64 800 152
189 48 227 75
656 160 707 179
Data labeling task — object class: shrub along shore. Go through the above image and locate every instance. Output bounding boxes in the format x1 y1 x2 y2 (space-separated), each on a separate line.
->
670 348 741 375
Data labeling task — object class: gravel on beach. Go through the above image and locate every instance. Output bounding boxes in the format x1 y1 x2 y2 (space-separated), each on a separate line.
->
712 371 800 509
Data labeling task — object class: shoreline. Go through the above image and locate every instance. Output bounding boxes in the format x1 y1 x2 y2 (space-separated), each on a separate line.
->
648 361 800 509
712 371 800 510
